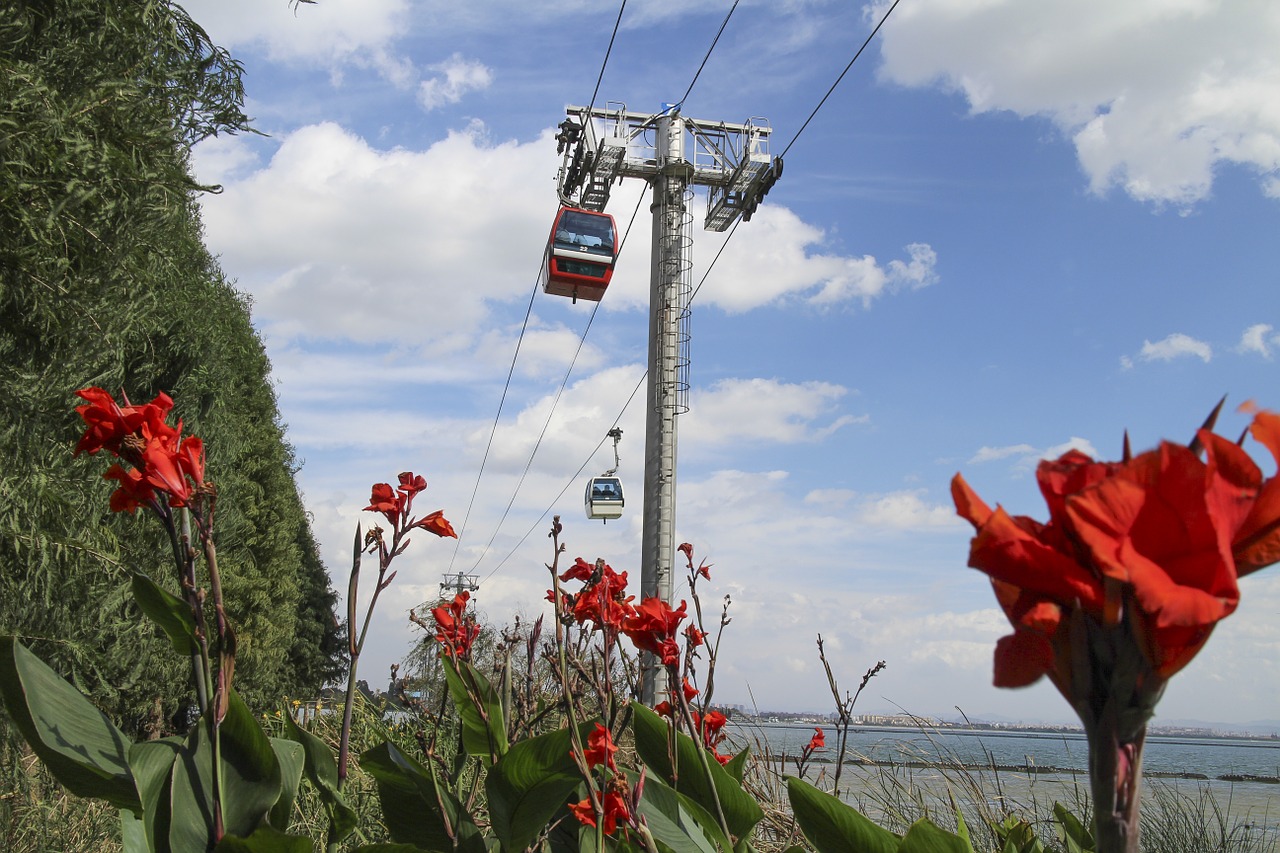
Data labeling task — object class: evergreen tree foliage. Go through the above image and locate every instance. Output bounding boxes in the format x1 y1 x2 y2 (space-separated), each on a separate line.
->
0 0 343 731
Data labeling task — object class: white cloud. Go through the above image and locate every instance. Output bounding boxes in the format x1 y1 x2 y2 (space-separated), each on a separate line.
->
179 0 415 85
195 123 934 350
607 203 938 314
1041 437 1100 462
418 54 494 111
684 378 862 447
966 438 1099 470
195 121 560 346
968 443 1036 464
1238 323 1278 358
1138 332 1213 363
873 0 1280 206
851 489 961 530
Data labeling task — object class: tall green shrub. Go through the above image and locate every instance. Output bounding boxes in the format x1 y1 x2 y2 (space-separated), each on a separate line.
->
0 0 342 729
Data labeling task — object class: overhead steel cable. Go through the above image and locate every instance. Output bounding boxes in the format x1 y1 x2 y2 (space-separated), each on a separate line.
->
464 301 599 573
475 0 899 579
480 370 646 585
588 0 627 114
780 0 901 158
462 191 646 577
444 261 541 574
447 0 630 574
678 0 741 107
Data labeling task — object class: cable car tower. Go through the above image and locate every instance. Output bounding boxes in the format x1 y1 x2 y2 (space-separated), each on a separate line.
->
552 103 782 702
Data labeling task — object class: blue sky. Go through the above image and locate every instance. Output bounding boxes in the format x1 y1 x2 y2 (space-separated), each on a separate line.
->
183 0 1280 725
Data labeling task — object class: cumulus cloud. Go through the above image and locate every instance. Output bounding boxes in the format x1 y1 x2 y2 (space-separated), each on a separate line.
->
195 121 560 346
195 123 936 349
418 54 494 111
684 378 864 447
179 0 415 86
1238 323 1278 358
851 489 961 530
677 206 939 312
1137 332 1213 363
873 0 1280 206
1041 437 1100 462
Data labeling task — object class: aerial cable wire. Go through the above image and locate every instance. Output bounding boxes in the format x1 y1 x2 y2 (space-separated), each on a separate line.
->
588 0 627 114
678 0 741 108
480 370 647 585
445 261 542 574
780 0 901 158
464 191 646 577
446 1 631 574
468 0 898 580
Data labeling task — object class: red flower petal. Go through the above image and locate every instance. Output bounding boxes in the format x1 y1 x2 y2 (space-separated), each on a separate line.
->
992 631 1054 688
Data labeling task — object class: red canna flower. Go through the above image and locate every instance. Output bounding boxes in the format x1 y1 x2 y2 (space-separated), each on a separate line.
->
567 798 595 829
364 472 454 543
954 403 1280 853
556 558 636 632
412 509 457 538
74 388 174 457
177 436 205 488
365 482 403 526
141 436 193 507
75 388 210 513
568 792 631 835
397 472 427 496
432 591 479 659
684 624 706 647
103 463 156 513
1234 404 1280 572
559 556 597 584
807 727 825 751
953 407 1280 688
579 723 618 769
621 597 687 666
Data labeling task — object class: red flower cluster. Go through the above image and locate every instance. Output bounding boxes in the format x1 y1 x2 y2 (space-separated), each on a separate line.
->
620 597 687 666
432 591 479 659
579 723 618 770
952 404 1280 694
652 687 731 765
365 472 457 538
554 557 635 630
74 387 206 513
567 792 631 836
568 723 634 835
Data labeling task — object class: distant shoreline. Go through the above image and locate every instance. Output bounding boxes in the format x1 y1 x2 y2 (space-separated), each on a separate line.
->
792 754 1280 785
735 719 1280 744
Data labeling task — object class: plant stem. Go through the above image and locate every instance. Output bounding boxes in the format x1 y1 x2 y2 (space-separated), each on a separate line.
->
1086 717 1146 853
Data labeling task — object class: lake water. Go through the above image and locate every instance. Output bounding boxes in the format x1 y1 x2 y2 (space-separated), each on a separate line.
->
728 722 1280 781
726 722 1280 843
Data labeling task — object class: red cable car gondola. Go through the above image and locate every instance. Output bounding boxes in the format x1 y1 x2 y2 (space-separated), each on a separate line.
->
541 207 618 302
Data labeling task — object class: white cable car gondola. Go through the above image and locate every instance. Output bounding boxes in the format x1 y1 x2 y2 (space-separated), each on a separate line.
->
586 428 625 522
542 207 618 303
